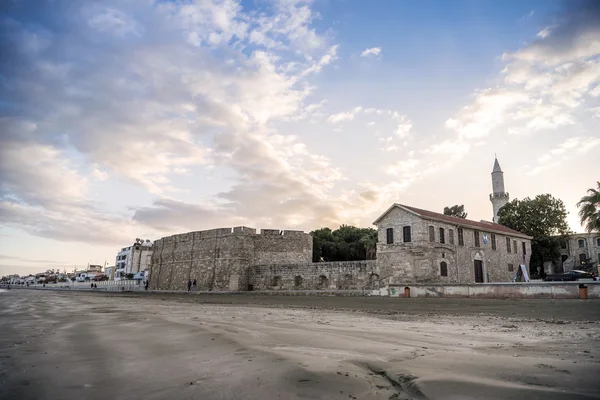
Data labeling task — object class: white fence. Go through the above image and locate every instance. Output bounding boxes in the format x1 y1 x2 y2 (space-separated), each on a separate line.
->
19 280 147 292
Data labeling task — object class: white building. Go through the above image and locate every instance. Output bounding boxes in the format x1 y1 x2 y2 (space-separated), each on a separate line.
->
115 239 153 279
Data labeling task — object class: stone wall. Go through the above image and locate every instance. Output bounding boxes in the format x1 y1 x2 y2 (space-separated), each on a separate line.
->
149 227 312 291
375 206 532 284
248 261 378 290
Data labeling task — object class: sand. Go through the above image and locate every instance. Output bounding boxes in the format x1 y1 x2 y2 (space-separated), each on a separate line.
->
1 290 599 399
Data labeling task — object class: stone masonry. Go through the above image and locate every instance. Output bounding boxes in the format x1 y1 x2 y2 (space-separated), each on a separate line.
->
149 227 312 291
374 204 532 284
248 261 378 291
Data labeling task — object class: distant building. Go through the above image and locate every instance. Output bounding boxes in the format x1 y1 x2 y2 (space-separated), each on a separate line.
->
104 266 115 280
115 239 153 279
549 233 600 274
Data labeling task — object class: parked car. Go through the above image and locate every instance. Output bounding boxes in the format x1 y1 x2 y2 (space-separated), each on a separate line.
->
544 270 595 281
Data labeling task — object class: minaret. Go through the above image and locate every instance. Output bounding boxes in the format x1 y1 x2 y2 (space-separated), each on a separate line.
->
489 156 509 223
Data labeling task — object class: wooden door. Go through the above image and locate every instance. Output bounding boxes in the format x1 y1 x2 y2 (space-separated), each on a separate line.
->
474 260 484 283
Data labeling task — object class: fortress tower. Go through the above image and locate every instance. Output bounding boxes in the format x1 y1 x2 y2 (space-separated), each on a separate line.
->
489 156 509 223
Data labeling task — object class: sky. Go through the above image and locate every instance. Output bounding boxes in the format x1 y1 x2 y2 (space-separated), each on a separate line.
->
1 0 599 276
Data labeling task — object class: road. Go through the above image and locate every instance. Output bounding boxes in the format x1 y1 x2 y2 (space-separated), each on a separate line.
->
1 290 599 399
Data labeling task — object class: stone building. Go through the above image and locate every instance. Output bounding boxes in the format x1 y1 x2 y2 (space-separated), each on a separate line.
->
373 204 532 283
149 227 312 291
549 233 600 273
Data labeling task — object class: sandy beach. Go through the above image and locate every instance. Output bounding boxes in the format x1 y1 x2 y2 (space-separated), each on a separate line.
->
1 290 599 400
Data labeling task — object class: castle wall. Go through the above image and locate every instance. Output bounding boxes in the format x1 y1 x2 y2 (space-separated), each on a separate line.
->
248 261 378 290
149 227 312 291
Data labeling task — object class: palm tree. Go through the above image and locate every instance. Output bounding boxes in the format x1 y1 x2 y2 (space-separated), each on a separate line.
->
577 182 600 233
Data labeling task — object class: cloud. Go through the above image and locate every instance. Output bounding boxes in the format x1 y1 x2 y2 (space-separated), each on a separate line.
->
327 107 363 123
360 47 381 57
446 1 600 144
327 107 413 142
526 135 600 175
0 0 350 242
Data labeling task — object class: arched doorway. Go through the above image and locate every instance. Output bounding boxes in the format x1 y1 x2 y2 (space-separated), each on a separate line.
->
318 275 329 289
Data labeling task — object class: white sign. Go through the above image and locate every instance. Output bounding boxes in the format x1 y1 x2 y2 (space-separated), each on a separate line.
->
519 264 529 282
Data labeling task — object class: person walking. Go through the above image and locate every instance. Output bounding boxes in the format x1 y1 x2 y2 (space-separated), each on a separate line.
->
187 279 192 292
192 279 197 291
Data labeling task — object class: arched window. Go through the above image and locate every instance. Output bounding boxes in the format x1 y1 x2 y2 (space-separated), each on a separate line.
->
294 275 303 287
578 239 586 248
440 262 448 277
271 276 281 287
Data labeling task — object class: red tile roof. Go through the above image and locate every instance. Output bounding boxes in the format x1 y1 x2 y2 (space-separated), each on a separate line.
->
375 203 532 239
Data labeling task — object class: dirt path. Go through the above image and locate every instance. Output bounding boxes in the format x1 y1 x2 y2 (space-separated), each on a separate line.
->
1 290 599 399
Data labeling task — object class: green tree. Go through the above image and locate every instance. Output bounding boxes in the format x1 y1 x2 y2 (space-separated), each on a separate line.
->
577 182 600 233
497 194 570 275
443 204 467 218
310 225 378 262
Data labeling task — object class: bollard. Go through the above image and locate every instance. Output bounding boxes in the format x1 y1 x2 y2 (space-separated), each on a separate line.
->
404 286 410 298
579 284 588 300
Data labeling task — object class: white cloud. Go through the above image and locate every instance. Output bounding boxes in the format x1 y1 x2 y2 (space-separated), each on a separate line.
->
360 47 381 58
527 136 600 175
537 26 553 39
447 2 600 143
327 107 362 123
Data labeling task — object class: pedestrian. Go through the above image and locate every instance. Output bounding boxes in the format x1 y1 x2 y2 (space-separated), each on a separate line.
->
192 279 197 291
90 283 94 289
187 279 192 292
144 280 149 291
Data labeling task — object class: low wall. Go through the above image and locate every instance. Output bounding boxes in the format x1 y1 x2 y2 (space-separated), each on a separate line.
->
18 280 146 292
372 281 600 299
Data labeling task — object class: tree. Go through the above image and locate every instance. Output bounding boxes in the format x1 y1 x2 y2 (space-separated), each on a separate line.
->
497 194 570 275
310 225 378 262
443 204 467 218
577 182 600 233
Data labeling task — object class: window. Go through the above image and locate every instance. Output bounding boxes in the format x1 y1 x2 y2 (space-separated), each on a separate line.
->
522 242 526 255
506 237 511 253
386 228 394 244
578 239 585 248
560 240 567 249
449 229 454 245
491 234 496 250
579 254 587 264
597 238 600 247
440 262 448 277
429 226 435 242
458 228 464 246
507 263 514 272
439 228 445 244
403 226 411 243
474 230 480 247
294 276 303 287
513 240 517 254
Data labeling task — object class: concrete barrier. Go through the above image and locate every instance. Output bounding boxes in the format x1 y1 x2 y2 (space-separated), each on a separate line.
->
375 281 600 299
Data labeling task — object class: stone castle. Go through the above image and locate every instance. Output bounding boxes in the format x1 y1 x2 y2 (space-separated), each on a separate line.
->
149 157 532 291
